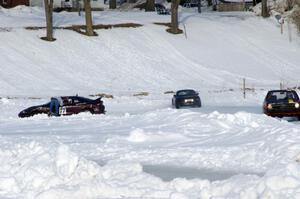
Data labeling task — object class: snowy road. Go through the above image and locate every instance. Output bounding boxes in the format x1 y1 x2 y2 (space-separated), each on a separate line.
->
1 94 300 198
1 95 299 168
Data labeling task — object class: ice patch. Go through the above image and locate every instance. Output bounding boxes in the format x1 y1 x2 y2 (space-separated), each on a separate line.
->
143 164 264 182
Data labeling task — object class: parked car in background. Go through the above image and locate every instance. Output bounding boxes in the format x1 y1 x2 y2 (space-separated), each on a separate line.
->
172 89 201 109
263 90 300 119
155 3 170 15
18 96 105 118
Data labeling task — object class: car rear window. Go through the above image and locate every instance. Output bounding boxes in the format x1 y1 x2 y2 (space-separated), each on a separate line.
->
177 90 196 96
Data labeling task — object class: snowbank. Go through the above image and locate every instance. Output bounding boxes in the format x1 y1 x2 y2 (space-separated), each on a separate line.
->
252 0 300 33
1 9 300 97
1 141 300 198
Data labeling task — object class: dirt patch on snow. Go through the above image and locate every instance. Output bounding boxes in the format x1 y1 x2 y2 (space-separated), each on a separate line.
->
25 23 143 34
133 92 149 97
89 93 114 99
25 23 142 36
0 27 12 32
25 23 142 30
153 22 171 27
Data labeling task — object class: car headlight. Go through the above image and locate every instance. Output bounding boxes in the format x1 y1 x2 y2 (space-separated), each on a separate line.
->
295 103 300 108
267 104 272 109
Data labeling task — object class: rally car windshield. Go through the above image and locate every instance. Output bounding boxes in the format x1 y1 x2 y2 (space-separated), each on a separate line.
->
267 91 299 102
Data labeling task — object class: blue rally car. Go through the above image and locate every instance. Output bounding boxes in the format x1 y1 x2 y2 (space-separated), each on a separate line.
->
172 89 202 109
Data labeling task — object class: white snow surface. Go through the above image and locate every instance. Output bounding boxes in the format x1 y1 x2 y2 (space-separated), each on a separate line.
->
1 6 300 199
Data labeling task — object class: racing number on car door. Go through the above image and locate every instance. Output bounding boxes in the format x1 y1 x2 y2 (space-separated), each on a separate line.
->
59 107 67 115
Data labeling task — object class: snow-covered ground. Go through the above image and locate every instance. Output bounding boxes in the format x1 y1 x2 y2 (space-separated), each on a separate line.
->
1 6 300 199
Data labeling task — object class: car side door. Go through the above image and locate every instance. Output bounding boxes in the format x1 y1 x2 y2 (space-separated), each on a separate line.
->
60 98 81 115
69 98 84 114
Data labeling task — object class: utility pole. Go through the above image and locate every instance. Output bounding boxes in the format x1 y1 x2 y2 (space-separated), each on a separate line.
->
243 78 246 99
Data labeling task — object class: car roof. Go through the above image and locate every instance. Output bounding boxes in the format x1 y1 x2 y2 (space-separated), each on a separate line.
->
51 96 93 102
267 89 296 92
177 89 196 92
52 96 88 99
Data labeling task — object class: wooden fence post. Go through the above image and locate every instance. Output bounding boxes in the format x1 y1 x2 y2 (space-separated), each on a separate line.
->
243 78 246 99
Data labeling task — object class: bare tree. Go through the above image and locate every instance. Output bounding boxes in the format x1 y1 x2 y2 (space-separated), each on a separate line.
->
109 0 117 9
197 0 201 13
145 0 155 11
167 0 183 34
42 0 55 41
252 0 257 6
84 0 96 36
261 0 269 18
290 3 300 32
287 0 295 11
207 0 212 6
76 0 81 16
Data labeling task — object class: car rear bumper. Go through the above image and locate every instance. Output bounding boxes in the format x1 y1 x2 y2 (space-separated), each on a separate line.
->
178 101 201 107
264 110 300 117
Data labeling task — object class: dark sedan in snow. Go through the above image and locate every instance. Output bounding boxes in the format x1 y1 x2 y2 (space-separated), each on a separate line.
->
172 89 202 109
155 3 170 15
263 90 300 119
18 96 105 118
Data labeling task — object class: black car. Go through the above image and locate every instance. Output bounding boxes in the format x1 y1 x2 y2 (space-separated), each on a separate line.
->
263 90 300 119
155 3 170 15
172 89 201 109
18 96 105 118
18 102 51 118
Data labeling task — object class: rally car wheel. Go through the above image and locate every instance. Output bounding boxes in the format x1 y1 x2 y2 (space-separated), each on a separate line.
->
89 109 95 114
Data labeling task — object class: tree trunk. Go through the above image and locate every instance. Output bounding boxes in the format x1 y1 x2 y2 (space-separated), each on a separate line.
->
171 0 179 31
167 0 183 34
197 0 201 13
43 0 55 41
207 0 212 6
76 0 81 16
145 0 155 11
109 0 117 9
287 0 294 11
261 0 269 18
84 0 95 36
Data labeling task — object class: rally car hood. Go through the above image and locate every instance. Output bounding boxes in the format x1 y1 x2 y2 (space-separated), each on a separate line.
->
18 103 50 118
